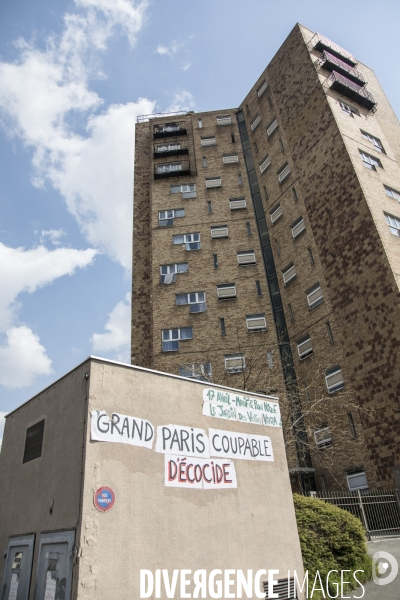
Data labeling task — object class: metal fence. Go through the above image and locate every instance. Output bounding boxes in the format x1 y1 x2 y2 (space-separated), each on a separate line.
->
310 489 400 539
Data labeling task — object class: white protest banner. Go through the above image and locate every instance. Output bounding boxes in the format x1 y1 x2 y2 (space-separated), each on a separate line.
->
203 388 281 427
165 454 237 489
91 410 154 449
209 428 274 462
156 425 210 458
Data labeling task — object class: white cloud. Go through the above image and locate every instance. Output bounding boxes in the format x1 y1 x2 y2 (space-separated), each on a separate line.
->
167 89 196 113
0 327 53 388
182 62 191 71
40 229 66 246
154 36 193 58
0 0 154 268
91 293 131 362
0 412 6 452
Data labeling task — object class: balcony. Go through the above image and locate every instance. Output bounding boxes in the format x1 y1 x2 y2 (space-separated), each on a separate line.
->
153 143 189 159
327 71 376 111
153 121 187 139
318 51 365 86
154 160 191 179
310 32 356 67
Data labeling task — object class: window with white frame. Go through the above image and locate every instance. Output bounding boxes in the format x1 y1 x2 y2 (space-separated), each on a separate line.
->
360 130 385 153
172 232 201 250
325 366 344 393
250 115 261 131
291 217 305 239
385 213 400 237
160 262 188 284
156 162 182 174
278 162 291 183
267 119 278 137
170 183 196 194
156 142 181 153
229 197 247 210
359 151 382 170
237 251 256 265
306 283 324 309
347 471 368 491
339 101 359 117
222 154 239 164
257 80 267 97
159 208 185 226
176 292 207 313
225 354 245 373
162 327 193 352
217 283 237 299
384 186 400 202
206 177 222 188
246 314 267 331
270 204 282 224
259 155 271 174
211 225 228 238
297 335 313 360
179 363 212 381
282 263 296 285
216 116 232 126
314 427 332 450
201 137 217 146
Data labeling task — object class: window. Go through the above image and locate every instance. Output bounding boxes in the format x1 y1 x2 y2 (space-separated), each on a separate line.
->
201 137 216 146
325 366 344 393
291 217 306 239
263 186 268 199
162 327 193 352
246 314 267 331
267 119 278 136
282 263 296 285
314 427 332 450
339 101 359 117
220 317 226 335
206 177 222 188
231 133 236 143
306 283 323 309
347 471 368 491
211 225 228 238
238 174 243 185
297 335 313 360
213 253 218 269
179 363 211 382
275 239 281 255
23 419 45 463
348 413 357 438
257 80 267 97
279 138 285 152
230 197 246 210
223 154 239 164
256 280 262 296
207 200 212 214
216 116 232 126
278 162 290 183
246 222 252 236
267 350 273 369
292 187 298 203
172 232 201 250
384 186 400 202
156 162 182 174
202 157 207 168
159 208 184 227
176 292 207 313
326 321 334 343
359 150 382 170
217 283 236 299
288 303 295 322
253 141 258 153
259 155 270 174
237 251 256 265
268 97 273 108
361 130 385 153
225 354 245 373
250 115 261 131
160 262 188 284
385 213 400 237
198 119 203 128
170 183 196 199
157 142 181 153
308 247 315 265
270 204 282 224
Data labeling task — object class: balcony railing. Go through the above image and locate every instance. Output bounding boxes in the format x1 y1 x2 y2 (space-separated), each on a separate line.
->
153 144 189 159
153 121 188 139
154 160 191 179
310 32 356 67
318 51 365 86
327 71 376 111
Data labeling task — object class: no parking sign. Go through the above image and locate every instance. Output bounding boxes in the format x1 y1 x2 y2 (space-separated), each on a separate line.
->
94 486 115 512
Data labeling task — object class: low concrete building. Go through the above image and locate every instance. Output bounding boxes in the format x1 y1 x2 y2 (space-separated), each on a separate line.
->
0 357 304 600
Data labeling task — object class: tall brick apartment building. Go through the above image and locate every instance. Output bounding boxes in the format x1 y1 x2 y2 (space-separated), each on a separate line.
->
132 23 400 492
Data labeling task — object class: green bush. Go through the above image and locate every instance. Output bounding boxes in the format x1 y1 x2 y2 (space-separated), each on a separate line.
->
293 494 372 599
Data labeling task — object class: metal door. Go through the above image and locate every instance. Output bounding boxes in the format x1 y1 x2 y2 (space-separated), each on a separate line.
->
33 531 75 600
1 534 35 600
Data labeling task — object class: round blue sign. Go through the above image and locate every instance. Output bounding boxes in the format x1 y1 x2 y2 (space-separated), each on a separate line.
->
94 486 115 512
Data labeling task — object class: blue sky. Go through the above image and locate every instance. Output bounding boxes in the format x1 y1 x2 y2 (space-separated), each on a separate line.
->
1 0 400 438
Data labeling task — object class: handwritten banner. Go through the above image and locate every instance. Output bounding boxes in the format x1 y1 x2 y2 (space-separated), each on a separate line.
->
209 428 274 462
165 454 237 489
90 410 154 449
155 424 210 458
202 388 281 427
